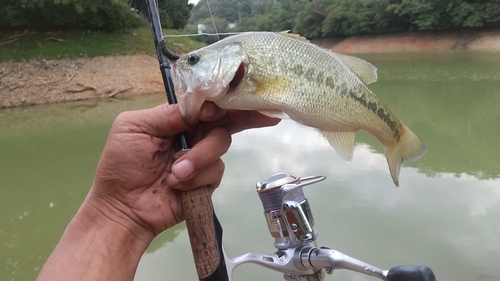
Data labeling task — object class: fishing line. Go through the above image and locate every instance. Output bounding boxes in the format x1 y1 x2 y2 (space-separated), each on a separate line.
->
206 0 263 178
209 0 263 179
245 130 264 180
205 0 220 41
177 0 264 179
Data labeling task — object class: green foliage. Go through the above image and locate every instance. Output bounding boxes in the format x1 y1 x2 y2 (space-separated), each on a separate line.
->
6 0 498 37
200 17 229 34
189 0 253 23
446 0 500 28
387 0 500 31
232 0 302 32
231 17 259 32
0 28 150 62
294 1 326 38
0 27 205 62
320 0 401 36
195 17 231 44
187 0 253 44
388 0 443 30
186 0 500 39
0 0 141 30
130 0 193 30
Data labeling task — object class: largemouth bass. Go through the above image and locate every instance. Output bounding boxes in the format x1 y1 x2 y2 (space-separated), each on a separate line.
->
172 31 426 186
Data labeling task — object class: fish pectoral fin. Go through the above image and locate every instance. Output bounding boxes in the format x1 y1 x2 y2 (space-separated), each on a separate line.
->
336 54 378 85
321 131 355 162
257 109 290 119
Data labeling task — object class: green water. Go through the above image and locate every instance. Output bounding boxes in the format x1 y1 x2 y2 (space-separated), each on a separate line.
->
1 51 500 281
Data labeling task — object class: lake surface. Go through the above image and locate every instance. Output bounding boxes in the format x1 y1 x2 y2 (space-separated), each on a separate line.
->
1 51 500 281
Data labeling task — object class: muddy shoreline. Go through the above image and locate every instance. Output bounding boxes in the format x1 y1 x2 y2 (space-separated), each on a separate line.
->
1 30 499 109
0 54 164 108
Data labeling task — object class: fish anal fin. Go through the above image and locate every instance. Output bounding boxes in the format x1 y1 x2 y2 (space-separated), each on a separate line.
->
321 131 355 162
336 53 378 85
258 109 290 119
384 123 427 187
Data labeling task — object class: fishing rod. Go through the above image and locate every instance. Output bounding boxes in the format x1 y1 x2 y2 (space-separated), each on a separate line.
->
145 1 228 280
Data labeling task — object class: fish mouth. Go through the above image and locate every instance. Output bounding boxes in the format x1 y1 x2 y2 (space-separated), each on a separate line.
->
228 62 245 93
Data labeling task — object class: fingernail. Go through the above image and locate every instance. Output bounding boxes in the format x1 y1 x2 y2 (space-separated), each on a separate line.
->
172 159 194 181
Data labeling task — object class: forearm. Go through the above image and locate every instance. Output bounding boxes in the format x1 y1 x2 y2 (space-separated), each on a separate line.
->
37 192 153 281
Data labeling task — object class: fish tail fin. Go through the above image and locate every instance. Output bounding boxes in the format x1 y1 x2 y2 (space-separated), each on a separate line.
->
384 124 427 187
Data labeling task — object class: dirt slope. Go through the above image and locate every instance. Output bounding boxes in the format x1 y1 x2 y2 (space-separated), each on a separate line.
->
1 54 163 108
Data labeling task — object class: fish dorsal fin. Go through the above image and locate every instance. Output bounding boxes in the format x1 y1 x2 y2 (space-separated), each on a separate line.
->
278 31 309 42
336 53 378 85
258 109 291 119
321 131 355 162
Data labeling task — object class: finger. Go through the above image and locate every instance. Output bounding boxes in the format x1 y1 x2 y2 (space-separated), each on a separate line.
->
198 102 227 122
169 159 225 191
170 127 231 182
204 110 281 135
228 110 281 134
113 103 190 138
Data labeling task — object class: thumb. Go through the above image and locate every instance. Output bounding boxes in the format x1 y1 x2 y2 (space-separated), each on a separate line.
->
112 103 190 138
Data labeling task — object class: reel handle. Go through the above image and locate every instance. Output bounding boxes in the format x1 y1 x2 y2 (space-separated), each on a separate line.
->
387 265 436 281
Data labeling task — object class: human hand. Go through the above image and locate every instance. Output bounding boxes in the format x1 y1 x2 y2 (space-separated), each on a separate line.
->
85 102 280 242
36 102 279 281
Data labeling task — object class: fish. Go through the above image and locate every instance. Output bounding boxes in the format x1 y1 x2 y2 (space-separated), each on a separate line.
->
171 31 426 186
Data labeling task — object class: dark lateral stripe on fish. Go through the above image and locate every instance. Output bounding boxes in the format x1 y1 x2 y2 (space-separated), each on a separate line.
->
347 89 401 141
283 63 350 97
283 62 400 139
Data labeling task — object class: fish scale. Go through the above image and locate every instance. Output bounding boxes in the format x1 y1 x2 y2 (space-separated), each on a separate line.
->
172 31 426 186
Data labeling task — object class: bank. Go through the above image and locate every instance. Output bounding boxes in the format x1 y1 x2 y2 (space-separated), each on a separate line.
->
1 29 499 109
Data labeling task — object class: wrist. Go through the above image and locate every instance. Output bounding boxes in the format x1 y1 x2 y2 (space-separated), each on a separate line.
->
37 189 154 281
83 188 156 247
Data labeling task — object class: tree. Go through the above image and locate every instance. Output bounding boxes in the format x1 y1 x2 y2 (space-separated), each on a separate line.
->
319 0 401 37
447 0 500 28
183 0 500 39
189 0 252 24
0 0 193 30
196 17 230 44
234 0 301 32
130 0 193 29
295 0 328 38
0 0 141 30
387 0 442 30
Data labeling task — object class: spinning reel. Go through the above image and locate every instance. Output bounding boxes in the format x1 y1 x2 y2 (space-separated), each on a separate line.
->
223 172 436 281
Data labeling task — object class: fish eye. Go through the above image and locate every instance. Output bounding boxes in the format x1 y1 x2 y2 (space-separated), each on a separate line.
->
187 53 200 65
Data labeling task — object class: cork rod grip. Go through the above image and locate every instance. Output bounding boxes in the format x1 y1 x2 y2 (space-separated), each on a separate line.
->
175 151 221 279
181 188 220 278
